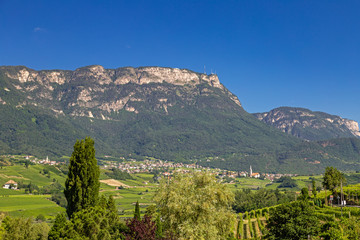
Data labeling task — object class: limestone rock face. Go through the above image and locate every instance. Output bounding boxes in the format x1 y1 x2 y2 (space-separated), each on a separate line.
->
254 107 360 141
0 65 241 118
342 119 360 137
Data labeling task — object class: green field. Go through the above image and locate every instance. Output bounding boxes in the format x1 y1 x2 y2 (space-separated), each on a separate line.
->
0 194 65 219
0 164 66 187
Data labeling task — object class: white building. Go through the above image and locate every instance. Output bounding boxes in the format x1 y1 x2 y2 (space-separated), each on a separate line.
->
2 180 18 189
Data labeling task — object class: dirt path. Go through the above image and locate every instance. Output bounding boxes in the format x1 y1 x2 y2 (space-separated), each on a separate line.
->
100 179 130 188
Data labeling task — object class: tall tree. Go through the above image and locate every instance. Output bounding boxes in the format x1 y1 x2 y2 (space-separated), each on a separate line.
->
312 179 317 197
323 167 346 194
134 200 141 220
266 201 319 240
64 137 100 218
153 172 235 240
299 187 309 201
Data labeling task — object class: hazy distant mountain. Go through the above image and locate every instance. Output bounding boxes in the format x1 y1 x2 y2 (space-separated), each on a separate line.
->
254 107 360 141
0 65 359 173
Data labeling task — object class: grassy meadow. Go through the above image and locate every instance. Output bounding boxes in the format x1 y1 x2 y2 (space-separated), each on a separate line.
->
0 194 65 219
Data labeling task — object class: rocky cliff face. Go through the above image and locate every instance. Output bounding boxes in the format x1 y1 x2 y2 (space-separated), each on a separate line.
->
5 65 224 87
1 65 241 118
254 107 360 141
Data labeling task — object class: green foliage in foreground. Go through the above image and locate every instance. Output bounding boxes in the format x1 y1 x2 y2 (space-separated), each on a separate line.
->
154 172 235 240
1 215 50 240
48 199 126 240
262 198 360 240
266 201 320 240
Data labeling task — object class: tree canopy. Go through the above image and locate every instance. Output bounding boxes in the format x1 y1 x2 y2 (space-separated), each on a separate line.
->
266 201 319 240
232 188 295 213
153 171 235 240
48 196 125 240
64 137 100 218
323 167 346 194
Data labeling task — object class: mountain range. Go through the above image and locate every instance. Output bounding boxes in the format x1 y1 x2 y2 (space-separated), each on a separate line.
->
0 65 359 174
254 107 360 141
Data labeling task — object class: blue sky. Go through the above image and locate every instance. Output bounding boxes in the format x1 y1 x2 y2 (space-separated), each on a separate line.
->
1 0 360 123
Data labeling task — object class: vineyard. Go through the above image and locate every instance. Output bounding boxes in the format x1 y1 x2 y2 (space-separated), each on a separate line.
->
235 209 268 239
235 201 360 239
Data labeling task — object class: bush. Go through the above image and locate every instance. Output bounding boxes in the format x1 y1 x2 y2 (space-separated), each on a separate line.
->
36 214 46 222
314 212 336 222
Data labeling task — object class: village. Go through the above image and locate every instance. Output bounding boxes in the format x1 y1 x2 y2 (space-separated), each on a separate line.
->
100 158 297 181
1 154 298 191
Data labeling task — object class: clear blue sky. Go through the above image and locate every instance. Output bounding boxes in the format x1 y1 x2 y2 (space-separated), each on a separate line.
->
1 0 360 123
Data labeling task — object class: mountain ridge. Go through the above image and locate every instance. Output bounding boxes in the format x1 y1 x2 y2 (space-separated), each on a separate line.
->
253 106 360 141
1 65 241 118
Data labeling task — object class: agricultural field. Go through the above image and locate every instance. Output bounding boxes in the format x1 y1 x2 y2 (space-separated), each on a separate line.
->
0 194 65 219
99 172 158 217
0 164 67 187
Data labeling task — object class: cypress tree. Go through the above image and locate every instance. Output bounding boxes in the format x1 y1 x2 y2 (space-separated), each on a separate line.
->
312 179 317 197
134 201 141 220
64 137 100 218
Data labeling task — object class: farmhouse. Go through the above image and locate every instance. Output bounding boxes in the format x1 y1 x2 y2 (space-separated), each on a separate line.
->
2 180 18 189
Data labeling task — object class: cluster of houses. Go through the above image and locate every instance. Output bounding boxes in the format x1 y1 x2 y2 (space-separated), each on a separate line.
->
102 159 205 174
29 156 59 166
101 159 269 180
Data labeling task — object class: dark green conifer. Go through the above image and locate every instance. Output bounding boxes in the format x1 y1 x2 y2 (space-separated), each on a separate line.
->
134 200 141 220
64 137 100 218
312 179 317 197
